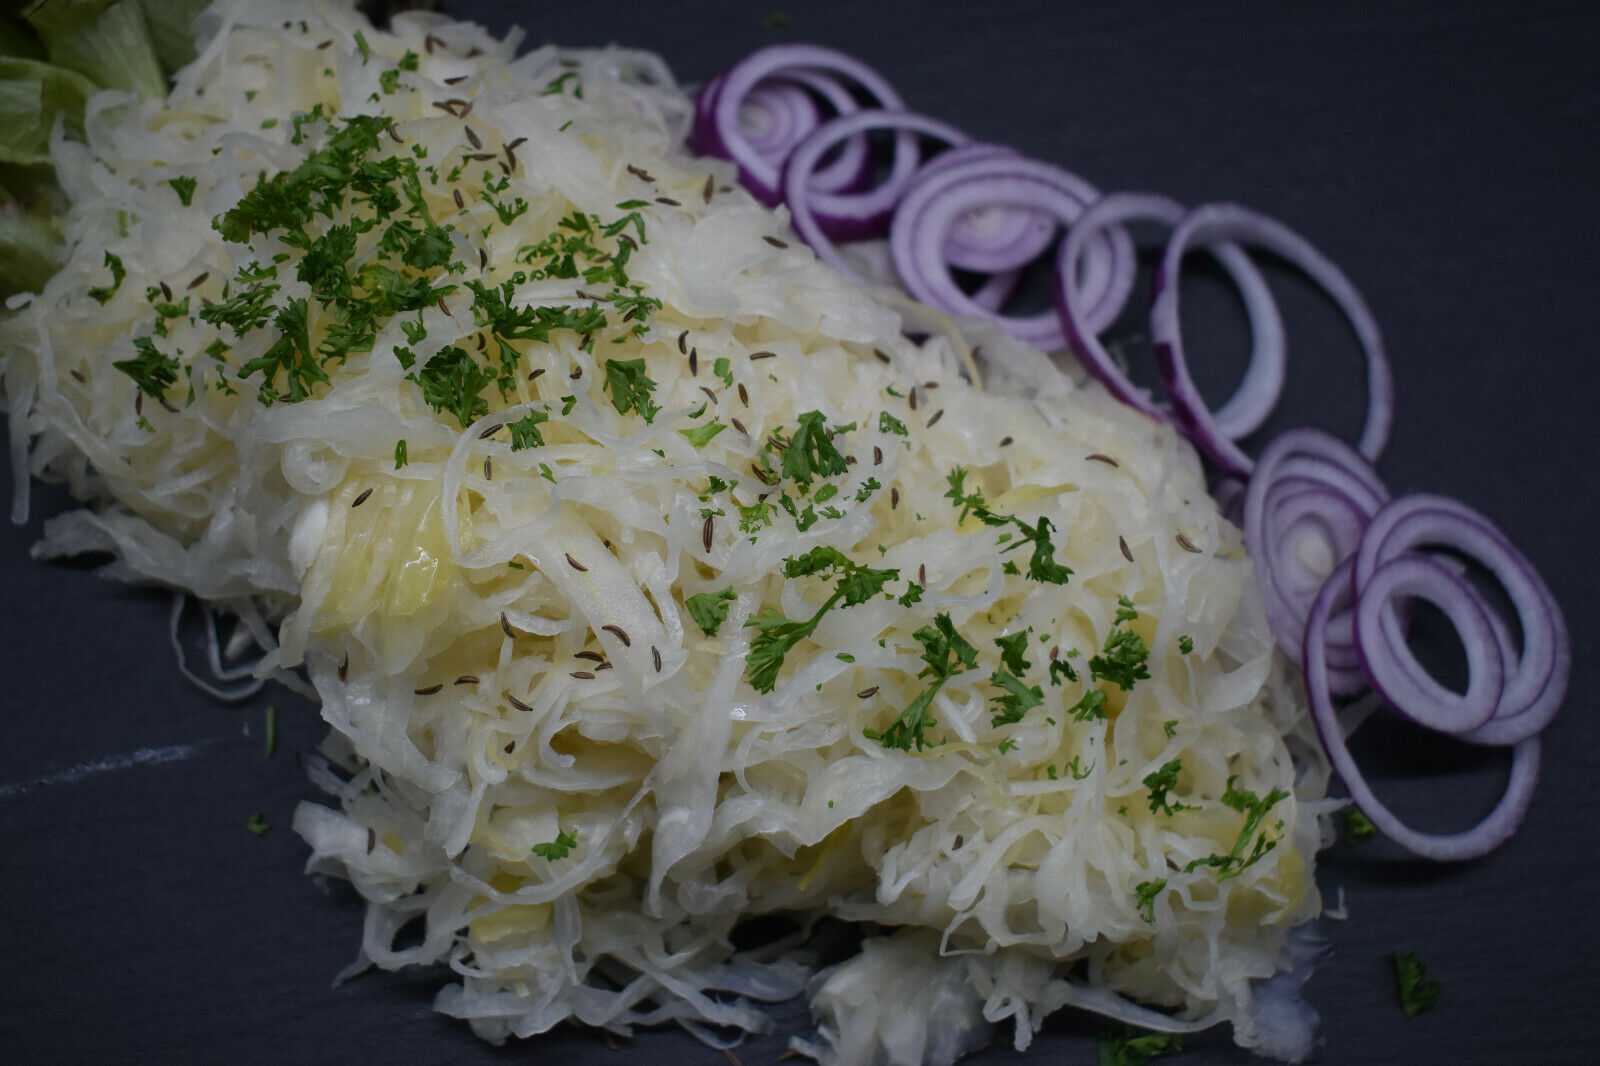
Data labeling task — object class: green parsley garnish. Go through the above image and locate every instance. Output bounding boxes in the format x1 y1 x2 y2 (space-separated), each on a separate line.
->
168 176 198 206
245 812 271 836
1392 950 1441 1017
1178 634 1194 655
712 356 734 386
781 410 849 488
1183 776 1289 879
944 466 1073 585
113 337 181 400
509 411 551 450
989 668 1044 727
353 30 371 64
1342 807 1377 842
1134 878 1165 922
393 440 408 469
745 547 898 693
88 252 126 305
1142 759 1191 815
410 345 493 427
679 421 727 448
531 828 578 860
685 588 737 636
1090 598 1151 691
602 358 660 423
865 612 977 751
1096 1025 1182 1066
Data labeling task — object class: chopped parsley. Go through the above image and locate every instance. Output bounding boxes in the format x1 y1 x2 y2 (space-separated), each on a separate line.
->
1096 1026 1182 1066
114 337 181 400
393 440 408 468
745 547 898 693
88 252 126 304
410 345 494 426
685 588 737 636
865 612 977 751
245 812 271 836
1134 878 1165 922
1392 950 1441 1017
167 176 198 206
944 466 1074 585
781 410 849 488
1089 597 1151 690
1178 634 1194 655
679 421 726 448
1342 807 1377 842
1142 759 1191 816
602 358 660 423
531 828 578 860
1184 776 1290 879
508 410 550 450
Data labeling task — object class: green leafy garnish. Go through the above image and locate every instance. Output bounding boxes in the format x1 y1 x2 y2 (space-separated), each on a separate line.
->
679 421 726 448
601 357 659 423
745 547 898 693
531 828 578 860
1134 878 1165 922
263 705 277 758
1142 759 1190 815
509 410 550 451
866 612 977 751
1178 634 1194 655
1097 1026 1182 1066
410 345 493 427
685 588 737 637
245 812 271 836
87 251 125 304
988 668 1044 727
944 466 1074 585
113 336 180 399
1392 950 1441 1017
1342 807 1377 842
167 175 197 206
393 439 408 469
1184 776 1289 879
781 410 849 488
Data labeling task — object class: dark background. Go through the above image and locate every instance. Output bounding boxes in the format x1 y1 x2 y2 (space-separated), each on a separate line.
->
3 1 1598 1063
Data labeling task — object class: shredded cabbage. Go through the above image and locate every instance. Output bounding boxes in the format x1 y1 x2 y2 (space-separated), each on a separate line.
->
0 2 1337 1061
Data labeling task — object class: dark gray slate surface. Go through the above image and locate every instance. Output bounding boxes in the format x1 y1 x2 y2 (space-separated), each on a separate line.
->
2 1 1597 1063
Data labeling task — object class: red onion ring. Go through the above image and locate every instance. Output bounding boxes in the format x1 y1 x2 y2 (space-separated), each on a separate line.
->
1057 191 1286 438
1354 494 1570 746
918 144 1058 274
783 110 973 280
702 44 912 212
1151 203 1395 478
1242 428 1389 678
888 153 1135 346
1352 553 1506 734
732 73 874 195
1305 559 1541 861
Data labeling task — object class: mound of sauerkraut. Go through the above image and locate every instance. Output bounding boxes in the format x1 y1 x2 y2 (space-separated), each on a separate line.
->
0 2 1335 1062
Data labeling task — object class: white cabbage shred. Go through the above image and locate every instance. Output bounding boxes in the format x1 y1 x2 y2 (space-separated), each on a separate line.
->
0 1 1336 1061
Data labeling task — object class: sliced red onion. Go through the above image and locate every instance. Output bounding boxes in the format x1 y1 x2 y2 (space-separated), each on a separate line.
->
889 153 1135 347
727 74 872 196
702 44 910 209
918 144 1058 274
1151 203 1394 478
1242 428 1389 679
783 110 972 280
1352 553 1505 734
1057 191 1286 438
1304 559 1540 861
1354 494 1570 746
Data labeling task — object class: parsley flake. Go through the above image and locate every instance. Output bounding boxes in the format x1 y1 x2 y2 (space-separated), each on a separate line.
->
685 588 737 636
531 828 578 860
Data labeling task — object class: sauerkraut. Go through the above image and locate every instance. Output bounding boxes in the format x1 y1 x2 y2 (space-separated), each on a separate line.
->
0 2 1335 1062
